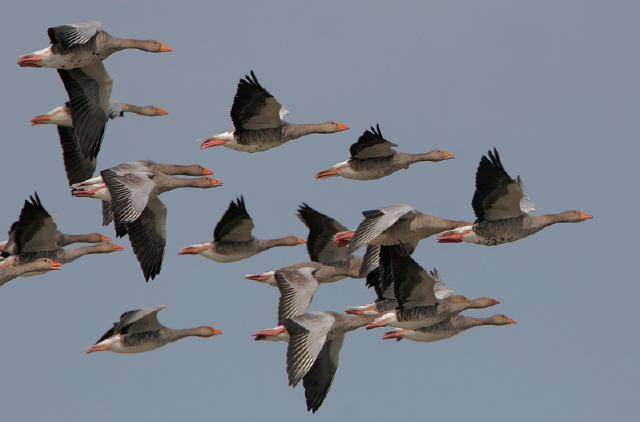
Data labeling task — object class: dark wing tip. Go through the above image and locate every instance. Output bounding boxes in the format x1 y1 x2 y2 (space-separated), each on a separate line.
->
362 209 384 219
233 195 248 215
372 123 383 138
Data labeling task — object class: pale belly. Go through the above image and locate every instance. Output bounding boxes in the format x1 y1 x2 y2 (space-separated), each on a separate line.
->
403 330 454 343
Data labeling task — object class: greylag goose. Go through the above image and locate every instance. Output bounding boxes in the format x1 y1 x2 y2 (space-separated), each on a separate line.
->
0 193 123 267
2 224 109 256
361 245 499 330
382 314 516 342
245 203 362 285
18 21 171 69
198 71 349 152
251 264 361 341
332 204 470 276
99 165 222 280
0 258 61 286
438 148 592 245
315 124 454 180
335 205 470 252
70 161 213 226
31 101 168 185
283 311 376 413
345 265 456 316
85 305 222 354
178 196 304 263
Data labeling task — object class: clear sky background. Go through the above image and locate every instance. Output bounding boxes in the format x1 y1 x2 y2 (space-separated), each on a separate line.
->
1 1 636 420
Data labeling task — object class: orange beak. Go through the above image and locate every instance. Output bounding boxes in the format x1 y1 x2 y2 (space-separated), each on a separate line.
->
296 237 306 244
506 317 517 324
315 168 344 179
178 246 209 255
51 260 62 270
382 330 406 340
244 274 271 282
579 212 593 220
489 298 500 306
442 151 456 160
100 235 111 242
202 168 213 175
200 138 229 149
17 55 42 67
111 243 125 251
154 107 169 115
30 114 51 125
210 178 223 187
336 123 349 131
212 328 223 335
159 44 173 52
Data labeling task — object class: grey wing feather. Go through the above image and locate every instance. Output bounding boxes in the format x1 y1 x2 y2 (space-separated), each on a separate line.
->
213 196 255 242
48 21 101 49
347 204 415 253
101 201 113 226
359 245 380 277
296 203 350 265
101 169 154 224
284 312 335 387
302 335 345 413
56 126 96 185
95 304 165 343
431 268 455 300
517 176 536 213
125 197 166 281
57 62 112 159
276 268 320 324
390 245 437 308
472 149 525 221
14 193 59 256
230 71 283 130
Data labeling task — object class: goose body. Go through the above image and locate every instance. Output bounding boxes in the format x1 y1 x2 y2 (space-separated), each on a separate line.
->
1 193 122 269
382 314 516 342
316 124 454 180
199 71 348 153
282 312 375 413
178 196 304 263
85 305 222 354
18 21 171 69
99 165 222 280
31 101 168 186
336 205 470 252
246 203 363 285
438 148 592 245
358 245 498 330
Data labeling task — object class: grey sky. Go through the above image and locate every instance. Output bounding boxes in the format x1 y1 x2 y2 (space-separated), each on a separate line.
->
1 1 636 420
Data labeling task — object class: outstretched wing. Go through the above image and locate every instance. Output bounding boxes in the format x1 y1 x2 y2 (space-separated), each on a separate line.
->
297 203 349 265
230 71 283 130
48 21 102 50
347 204 415 253
276 267 320 324
284 312 335 387
213 196 254 242
57 62 112 159
349 123 397 159
95 304 165 343
14 193 59 259
125 197 167 281
472 148 529 222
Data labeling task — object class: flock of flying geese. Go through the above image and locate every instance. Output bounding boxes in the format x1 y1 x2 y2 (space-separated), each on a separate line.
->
4 21 593 413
